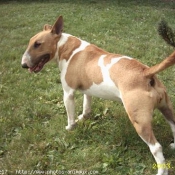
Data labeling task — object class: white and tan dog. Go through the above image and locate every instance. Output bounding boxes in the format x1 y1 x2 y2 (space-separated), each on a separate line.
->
21 16 175 175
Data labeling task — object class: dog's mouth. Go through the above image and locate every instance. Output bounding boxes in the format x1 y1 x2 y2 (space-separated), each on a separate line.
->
29 54 50 73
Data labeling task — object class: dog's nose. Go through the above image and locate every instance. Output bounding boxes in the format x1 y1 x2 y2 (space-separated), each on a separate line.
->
22 63 29 69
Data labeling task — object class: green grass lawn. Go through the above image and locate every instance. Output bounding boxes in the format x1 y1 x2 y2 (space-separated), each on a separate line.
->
1 0 175 174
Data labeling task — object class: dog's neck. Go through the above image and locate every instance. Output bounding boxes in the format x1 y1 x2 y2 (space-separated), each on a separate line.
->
57 33 72 48
54 33 90 70
56 33 90 59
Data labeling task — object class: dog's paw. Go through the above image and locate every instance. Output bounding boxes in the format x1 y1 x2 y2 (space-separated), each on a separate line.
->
78 114 85 121
78 113 90 121
65 123 77 131
169 142 175 149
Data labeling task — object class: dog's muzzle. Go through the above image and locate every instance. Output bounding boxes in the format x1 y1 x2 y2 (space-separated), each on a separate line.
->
21 54 50 73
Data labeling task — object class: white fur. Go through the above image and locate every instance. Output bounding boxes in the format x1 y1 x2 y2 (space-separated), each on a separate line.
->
21 51 32 67
57 33 70 48
149 143 165 164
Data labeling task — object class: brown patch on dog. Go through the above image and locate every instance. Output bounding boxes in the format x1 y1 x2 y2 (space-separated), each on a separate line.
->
109 58 149 91
59 36 81 61
65 44 108 90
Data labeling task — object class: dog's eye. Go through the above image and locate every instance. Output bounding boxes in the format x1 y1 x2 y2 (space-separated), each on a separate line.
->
34 41 41 49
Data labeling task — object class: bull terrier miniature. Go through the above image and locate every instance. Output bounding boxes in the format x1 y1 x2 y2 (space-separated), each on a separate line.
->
21 16 175 175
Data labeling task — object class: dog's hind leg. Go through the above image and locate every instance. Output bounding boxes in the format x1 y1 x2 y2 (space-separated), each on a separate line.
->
158 95 175 149
78 94 92 121
122 92 168 175
132 117 167 175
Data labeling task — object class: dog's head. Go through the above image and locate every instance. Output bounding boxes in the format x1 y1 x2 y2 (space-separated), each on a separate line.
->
21 16 63 73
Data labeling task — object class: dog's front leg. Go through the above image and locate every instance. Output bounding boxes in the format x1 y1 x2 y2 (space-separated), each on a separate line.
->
78 94 92 121
63 90 76 131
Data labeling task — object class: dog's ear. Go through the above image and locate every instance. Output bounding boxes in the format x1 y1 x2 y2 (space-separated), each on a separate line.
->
43 24 52 31
51 16 63 35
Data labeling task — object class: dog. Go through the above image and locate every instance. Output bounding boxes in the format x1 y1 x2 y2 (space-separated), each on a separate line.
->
21 16 175 175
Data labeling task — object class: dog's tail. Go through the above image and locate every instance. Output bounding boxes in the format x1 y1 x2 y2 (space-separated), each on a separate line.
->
144 20 175 78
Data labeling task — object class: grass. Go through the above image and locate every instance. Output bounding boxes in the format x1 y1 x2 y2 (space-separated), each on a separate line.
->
0 0 175 174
